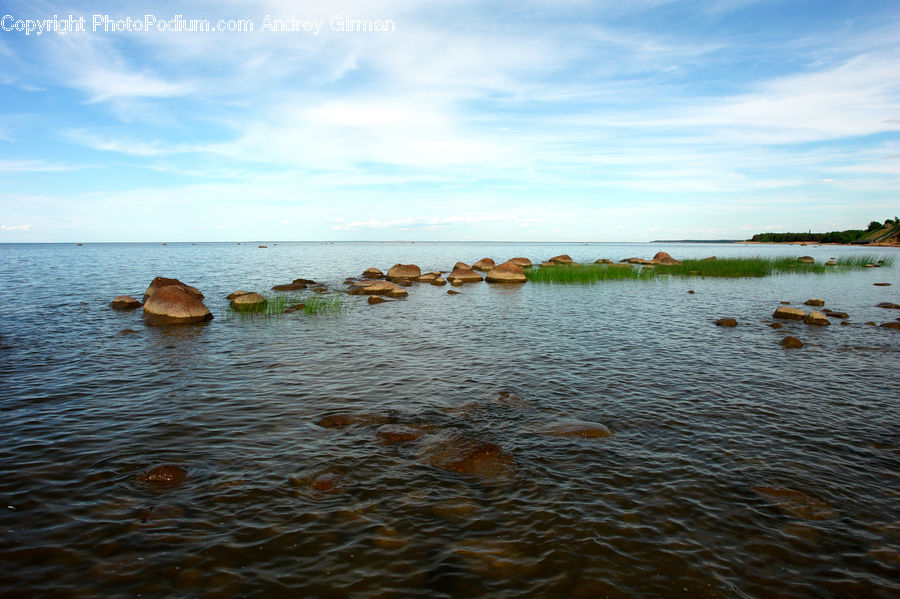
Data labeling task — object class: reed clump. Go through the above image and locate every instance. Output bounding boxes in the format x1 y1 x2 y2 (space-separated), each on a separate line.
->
523 263 653 283
225 292 350 319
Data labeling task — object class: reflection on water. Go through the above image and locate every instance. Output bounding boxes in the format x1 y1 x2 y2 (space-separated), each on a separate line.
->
1 242 898 597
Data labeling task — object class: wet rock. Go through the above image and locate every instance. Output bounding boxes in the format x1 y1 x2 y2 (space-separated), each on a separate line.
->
874 282 892 286
418 429 514 479
362 267 384 279
453 261 472 271
779 336 803 348
118 329 139 335
394 278 412 287
877 302 900 309
415 272 441 282
271 283 307 291
367 296 389 305
230 292 266 311
780 301 791 305
225 290 251 300
804 311 830 326
532 420 611 438
865 321 877 326
448 268 483 284
506 257 532 268
472 258 496 271
447 289 461 295
797 256 814 264
687 290 695 294
750 486 836 520
881 322 900 330
823 310 848 319
375 424 424 444
316 413 392 429
716 318 738 327
773 306 806 320
840 321 851 326
804 299 824 306
110 295 141 310
346 280 408 298
142 277 203 303
768 322 783 329
143 285 213 326
386 264 421 281
650 251 682 265
140 465 187 486
485 262 526 284
496 391 525 404
431 277 447 286
548 254 574 264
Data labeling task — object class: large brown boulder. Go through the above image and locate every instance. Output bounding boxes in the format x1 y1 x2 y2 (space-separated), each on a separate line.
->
548 254 573 264
230 292 266 311
447 268 483 284
650 251 682 265
362 267 384 279
346 280 408 298
472 258 496 271
506 257 532 268
773 306 806 320
485 262 526 284
386 264 421 281
453 261 472 271
142 277 203 303
143 285 213 326
110 295 141 310
418 429 514 479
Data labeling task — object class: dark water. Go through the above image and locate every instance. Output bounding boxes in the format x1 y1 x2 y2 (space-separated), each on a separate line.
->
1 242 898 598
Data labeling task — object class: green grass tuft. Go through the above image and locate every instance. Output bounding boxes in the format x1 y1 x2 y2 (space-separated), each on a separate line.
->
523 263 653 283
225 292 351 319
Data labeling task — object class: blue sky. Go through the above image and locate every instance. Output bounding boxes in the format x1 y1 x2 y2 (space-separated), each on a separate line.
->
1 0 898 242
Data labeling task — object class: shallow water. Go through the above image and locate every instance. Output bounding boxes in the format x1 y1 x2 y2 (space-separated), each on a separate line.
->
1 241 899 598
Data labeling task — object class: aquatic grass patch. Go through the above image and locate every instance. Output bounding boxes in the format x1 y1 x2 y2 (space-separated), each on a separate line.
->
836 254 895 268
523 263 654 284
225 292 351 319
656 258 778 278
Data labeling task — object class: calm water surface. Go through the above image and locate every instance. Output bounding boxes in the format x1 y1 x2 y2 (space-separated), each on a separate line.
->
1 242 898 598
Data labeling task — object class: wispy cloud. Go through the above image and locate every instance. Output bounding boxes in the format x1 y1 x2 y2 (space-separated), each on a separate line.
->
1 224 33 231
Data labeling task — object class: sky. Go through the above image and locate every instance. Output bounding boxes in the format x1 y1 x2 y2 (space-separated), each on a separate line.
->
0 0 898 242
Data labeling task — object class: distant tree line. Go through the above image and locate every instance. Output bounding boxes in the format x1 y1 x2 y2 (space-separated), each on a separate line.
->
750 217 897 244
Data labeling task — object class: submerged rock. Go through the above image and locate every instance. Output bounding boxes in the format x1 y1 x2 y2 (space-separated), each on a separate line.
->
804 299 824 306
418 428 514 479
375 424 424 445
316 413 393 429
750 486 836 520
773 306 806 320
716 318 738 327
780 336 804 348
142 277 203 303
143 285 213 326
394 278 413 287
531 420 611 438
362 267 384 279
472 258 496 271
230 292 266 311
110 295 141 310
804 311 830 326
448 268 483 284
140 464 187 486
768 322 783 329
485 262 526 284
877 302 900 309
386 264 421 281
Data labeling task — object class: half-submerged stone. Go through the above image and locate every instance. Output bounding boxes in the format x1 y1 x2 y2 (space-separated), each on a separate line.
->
797 256 814 264
448 268 483 284
485 262 526 284
418 428 514 479
110 295 141 310
143 285 213 326
715 318 738 327
230 292 266 311
362 267 384 279
346 280 408 298
548 254 574 264
780 336 803 348
142 276 204 303
531 420 611 438
386 264 421 281
804 311 830 325
472 258 496 271
650 251 682 265
226 290 251 299
506 257 532 268
804 299 824 306
773 306 806 320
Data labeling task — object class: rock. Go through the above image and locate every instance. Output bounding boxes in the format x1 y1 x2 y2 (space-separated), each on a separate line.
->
804 299 824 306
316 413 392 429
825 260 836 266
346 280 408 298
750 486 836 520
310 472 342 493
701 256 717 261
780 301 791 305
368 296 389 305
447 268 483 284
472 258 496 271
271 283 307 291
258 245 267 248
622 257 651 265
362 267 384 279
447 289 461 295
840 321 850 326
140 465 187 486
769 322 783 329
865 321 877 326
453 261 472 271
780 336 803 348
773 306 806 320
386 264 421 281
293 278 316 285
230 292 266 311
485 262 526 284
110 295 141 310
142 277 203 303
548 254 574 264
118 329 139 335
531 420 611 438
715 318 738 327
881 322 900 330
804 311 830 325
418 429 514 479
394 278 412 287
143 285 213 326
450 280 463 287
687 290 695 294
874 283 892 286
823 310 848 319
415 272 440 282
876 302 900 309
226 290 251 299
375 424 424 444
431 277 447 286
864 264 874 268
506 257 532 268
595 258 613 264
797 256 814 263
650 251 682 265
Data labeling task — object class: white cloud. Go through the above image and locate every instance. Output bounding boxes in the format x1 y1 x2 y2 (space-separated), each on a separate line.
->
1 224 33 231
0 160 83 173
